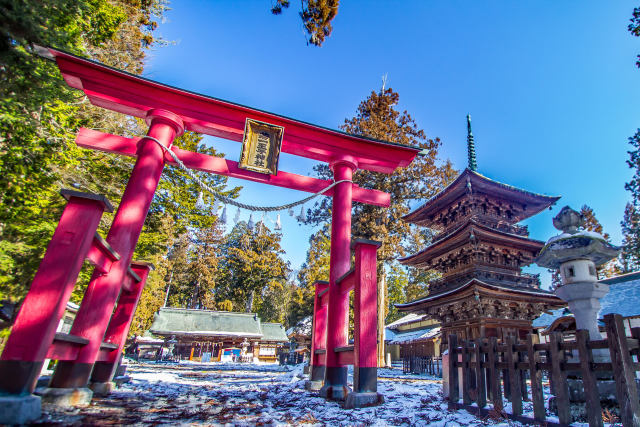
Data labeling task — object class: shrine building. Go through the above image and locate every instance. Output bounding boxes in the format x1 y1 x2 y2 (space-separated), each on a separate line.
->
149 308 288 363
396 117 566 347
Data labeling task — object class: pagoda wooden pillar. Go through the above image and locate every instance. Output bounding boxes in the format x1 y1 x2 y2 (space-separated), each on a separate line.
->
50 109 184 389
320 158 355 401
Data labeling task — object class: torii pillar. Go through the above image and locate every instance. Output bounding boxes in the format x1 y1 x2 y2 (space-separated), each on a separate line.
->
45 109 183 396
320 157 356 400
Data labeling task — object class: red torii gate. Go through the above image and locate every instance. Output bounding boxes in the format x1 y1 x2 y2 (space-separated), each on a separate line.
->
0 47 420 422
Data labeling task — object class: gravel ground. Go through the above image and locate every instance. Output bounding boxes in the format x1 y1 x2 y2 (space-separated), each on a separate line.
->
33 361 524 426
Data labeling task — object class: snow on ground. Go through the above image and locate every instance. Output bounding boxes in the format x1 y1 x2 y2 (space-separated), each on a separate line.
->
37 361 523 426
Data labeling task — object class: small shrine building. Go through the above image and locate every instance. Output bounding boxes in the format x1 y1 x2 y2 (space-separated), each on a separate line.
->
396 117 566 347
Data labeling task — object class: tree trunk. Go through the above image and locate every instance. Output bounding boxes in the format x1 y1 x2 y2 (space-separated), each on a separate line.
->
245 289 255 312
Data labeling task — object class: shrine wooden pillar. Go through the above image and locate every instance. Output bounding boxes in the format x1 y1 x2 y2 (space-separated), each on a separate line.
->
0 191 112 395
50 109 184 389
320 158 356 401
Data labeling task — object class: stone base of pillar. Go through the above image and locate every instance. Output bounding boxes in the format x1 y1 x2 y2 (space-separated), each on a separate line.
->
35 386 93 407
441 352 450 398
344 392 384 409
0 394 41 425
319 384 351 401
304 380 324 391
89 381 115 397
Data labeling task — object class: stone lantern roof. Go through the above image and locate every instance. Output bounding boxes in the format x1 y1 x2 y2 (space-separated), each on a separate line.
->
535 206 621 269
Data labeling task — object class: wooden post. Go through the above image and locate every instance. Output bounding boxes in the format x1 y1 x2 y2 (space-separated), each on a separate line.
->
474 338 487 409
0 190 112 395
352 239 380 394
526 334 545 423
575 330 603 427
461 340 472 405
604 313 640 427
549 332 571 425
448 334 459 406
486 336 502 411
505 336 522 416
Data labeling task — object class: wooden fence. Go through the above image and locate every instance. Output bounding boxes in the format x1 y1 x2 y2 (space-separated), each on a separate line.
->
402 355 442 377
448 313 640 427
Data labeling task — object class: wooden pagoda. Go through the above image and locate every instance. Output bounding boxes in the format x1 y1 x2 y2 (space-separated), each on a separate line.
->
396 116 565 346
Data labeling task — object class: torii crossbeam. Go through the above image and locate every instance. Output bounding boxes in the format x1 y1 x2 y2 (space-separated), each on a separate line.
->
0 46 420 422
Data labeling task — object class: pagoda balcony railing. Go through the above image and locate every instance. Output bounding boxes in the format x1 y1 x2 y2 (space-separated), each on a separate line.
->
433 214 529 243
428 268 541 294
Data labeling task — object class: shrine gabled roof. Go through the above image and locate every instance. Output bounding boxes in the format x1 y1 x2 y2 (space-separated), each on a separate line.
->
403 169 560 227
399 218 545 268
396 278 563 312
150 308 263 338
259 323 289 343
38 46 421 174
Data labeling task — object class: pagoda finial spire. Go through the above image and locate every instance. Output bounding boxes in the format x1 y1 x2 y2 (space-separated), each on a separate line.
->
467 114 477 171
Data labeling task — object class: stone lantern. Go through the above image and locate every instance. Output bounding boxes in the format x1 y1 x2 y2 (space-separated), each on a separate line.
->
536 206 621 342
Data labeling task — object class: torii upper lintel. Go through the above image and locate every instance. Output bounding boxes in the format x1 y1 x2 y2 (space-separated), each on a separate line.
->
39 47 420 174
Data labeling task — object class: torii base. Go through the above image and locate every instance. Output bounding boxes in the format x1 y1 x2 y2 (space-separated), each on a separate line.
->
304 380 323 391
344 392 384 409
0 394 41 425
89 381 116 397
319 384 351 401
35 386 93 407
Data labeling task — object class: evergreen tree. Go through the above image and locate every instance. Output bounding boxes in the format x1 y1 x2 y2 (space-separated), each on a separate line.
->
216 221 291 317
271 0 340 46
621 202 640 272
289 225 331 326
622 129 640 273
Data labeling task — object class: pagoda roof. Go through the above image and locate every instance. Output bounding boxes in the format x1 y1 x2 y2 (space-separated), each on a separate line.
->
403 169 560 227
399 218 545 268
396 278 563 312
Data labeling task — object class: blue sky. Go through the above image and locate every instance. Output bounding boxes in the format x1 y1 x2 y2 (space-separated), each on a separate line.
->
145 1 640 287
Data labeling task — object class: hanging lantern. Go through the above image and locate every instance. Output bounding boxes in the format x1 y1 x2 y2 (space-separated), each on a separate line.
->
275 214 282 231
247 213 255 230
195 191 206 210
220 206 227 224
234 208 241 223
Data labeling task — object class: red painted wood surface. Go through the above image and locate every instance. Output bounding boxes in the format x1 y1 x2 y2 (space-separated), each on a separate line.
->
58 112 182 374
86 234 120 275
336 350 355 366
75 128 391 207
0 194 109 363
46 340 82 361
325 161 354 370
98 262 152 365
353 240 381 369
311 281 329 369
337 270 355 293
44 48 420 174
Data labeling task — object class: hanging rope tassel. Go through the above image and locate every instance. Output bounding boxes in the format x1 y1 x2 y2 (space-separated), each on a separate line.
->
195 191 206 210
298 205 306 222
275 214 282 231
247 213 255 230
234 208 241 223
220 206 228 224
